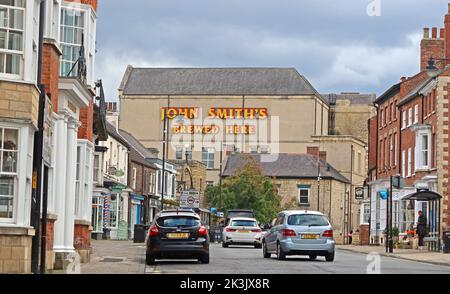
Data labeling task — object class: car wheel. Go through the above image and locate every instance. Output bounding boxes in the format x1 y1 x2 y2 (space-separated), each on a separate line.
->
276 242 286 260
309 255 317 260
325 252 335 262
199 254 210 264
255 244 262 249
222 242 228 248
263 242 271 258
146 253 156 265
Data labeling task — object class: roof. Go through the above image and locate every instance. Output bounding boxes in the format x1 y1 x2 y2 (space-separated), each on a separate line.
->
403 190 442 201
323 92 376 105
397 77 434 107
121 66 323 98
106 122 130 149
119 129 157 159
222 153 350 184
375 83 400 104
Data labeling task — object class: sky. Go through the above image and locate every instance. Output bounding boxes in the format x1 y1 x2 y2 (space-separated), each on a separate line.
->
95 0 449 102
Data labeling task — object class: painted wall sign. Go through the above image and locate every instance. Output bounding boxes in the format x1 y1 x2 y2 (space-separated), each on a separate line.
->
161 107 268 120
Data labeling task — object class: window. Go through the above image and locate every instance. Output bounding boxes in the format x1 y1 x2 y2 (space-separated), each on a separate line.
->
109 194 118 228
157 171 161 194
93 153 100 183
408 108 412 127
0 0 24 75
380 109 384 127
402 111 406 129
417 133 430 169
407 148 412 177
202 147 215 169
60 7 85 76
389 135 393 167
287 214 329 226
175 146 183 160
297 185 310 206
185 146 192 160
393 100 397 120
384 106 388 125
75 147 81 216
401 150 406 178
91 196 103 233
393 133 397 166
132 167 137 190
0 127 18 220
414 105 419 124
206 181 214 187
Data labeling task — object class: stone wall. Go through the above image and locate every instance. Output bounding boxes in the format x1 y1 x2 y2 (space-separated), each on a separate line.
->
0 81 40 128
0 227 34 274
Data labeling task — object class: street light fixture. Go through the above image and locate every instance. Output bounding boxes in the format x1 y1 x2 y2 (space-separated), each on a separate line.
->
425 56 450 77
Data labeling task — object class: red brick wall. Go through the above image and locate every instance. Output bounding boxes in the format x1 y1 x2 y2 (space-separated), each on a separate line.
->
78 99 94 141
368 116 377 172
42 43 61 110
45 219 55 251
74 224 91 251
420 28 445 72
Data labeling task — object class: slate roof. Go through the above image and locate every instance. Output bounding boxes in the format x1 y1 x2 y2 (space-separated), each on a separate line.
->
118 129 158 169
106 122 130 149
375 83 401 104
397 77 435 107
222 153 350 184
120 66 323 99
323 92 376 105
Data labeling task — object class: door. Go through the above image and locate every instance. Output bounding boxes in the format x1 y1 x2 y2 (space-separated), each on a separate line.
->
267 214 284 252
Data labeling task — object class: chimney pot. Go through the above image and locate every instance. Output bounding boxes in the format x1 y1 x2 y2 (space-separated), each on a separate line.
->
440 28 445 39
432 27 438 38
448 3 450 13
424 27 430 38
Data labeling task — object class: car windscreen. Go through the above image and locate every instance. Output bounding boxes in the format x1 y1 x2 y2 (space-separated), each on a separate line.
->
156 216 201 228
230 220 257 227
287 214 329 226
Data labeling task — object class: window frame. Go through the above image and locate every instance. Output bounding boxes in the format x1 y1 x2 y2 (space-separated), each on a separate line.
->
202 147 215 169
297 185 311 206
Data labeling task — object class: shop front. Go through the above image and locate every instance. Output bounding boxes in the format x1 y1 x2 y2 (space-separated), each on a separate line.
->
102 183 130 240
129 194 145 239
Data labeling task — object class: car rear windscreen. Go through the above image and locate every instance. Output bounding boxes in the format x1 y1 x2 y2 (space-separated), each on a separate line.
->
287 214 329 226
157 216 201 228
227 212 254 219
230 220 257 227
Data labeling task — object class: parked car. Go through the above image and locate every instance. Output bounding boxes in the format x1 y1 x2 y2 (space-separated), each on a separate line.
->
262 210 335 261
225 209 255 226
145 209 210 265
222 217 263 248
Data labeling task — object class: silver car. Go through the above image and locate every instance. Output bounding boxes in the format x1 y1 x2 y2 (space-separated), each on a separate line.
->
262 210 335 261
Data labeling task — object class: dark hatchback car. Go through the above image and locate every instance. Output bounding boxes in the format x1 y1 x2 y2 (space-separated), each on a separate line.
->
145 209 210 265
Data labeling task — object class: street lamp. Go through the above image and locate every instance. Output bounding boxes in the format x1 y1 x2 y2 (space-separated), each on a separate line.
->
184 144 194 190
425 56 450 77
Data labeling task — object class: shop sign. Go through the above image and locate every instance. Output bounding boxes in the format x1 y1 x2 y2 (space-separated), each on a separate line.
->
355 187 365 200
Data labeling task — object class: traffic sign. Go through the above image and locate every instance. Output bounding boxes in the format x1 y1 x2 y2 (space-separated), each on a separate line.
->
180 190 200 208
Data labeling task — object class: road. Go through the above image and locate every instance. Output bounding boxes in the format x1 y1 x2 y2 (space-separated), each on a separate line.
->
79 241 450 274
144 243 450 274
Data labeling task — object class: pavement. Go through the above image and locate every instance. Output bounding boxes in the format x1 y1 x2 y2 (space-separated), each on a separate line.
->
337 244 450 267
68 240 450 274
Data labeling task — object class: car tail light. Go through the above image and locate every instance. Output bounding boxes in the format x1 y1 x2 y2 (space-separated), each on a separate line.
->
282 229 297 237
226 228 237 232
323 230 333 238
149 225 159 236
198 226 208 237
251 229 262 233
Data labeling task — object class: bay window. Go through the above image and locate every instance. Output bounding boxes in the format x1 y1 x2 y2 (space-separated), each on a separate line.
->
60 7 85 77
0 127 18 220
0 0 24 75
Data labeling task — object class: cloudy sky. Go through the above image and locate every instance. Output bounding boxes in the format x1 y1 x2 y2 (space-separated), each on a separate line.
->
95 0 448 101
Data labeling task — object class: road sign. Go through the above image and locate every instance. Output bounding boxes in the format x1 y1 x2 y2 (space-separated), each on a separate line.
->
379 190 388 200
180 190 200 209
216 212 224 218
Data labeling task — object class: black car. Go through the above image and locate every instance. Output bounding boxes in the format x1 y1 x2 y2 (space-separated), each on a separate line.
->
225 209 255 226
145 209 210 265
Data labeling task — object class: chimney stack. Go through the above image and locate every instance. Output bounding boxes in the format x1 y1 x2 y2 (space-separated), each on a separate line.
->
319 151 327 162
307 147 319 158
432 27 438 38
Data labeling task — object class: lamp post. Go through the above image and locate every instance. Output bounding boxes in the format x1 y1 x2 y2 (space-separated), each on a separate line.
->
184 145 194 190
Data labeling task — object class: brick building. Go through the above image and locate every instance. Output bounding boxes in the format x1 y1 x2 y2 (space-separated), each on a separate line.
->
368 3 450 246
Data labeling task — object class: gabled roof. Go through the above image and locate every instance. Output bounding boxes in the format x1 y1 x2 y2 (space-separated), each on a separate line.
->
106 122 130 149
222 153 350 184
375 83 400 104
397 76 435 107
120 66 323 99
119 129 158 169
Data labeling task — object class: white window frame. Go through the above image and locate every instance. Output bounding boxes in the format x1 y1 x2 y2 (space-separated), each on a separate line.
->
93 152 101 184
202 147 215 169
0 127 19 223
401 150 406 178
408 108 413 127
132 167 137 190
415 130 431 170
60 6 86 77
297 186 310 206
402 111 406 129
407 148 412 177
414 104 419 124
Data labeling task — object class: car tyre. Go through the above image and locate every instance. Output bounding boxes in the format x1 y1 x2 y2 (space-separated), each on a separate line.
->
145 253 156 265
276 242 286 260
325 252 335 262
309 255 317 260
263 242 271 258
222 242 228 248
199 254 210 264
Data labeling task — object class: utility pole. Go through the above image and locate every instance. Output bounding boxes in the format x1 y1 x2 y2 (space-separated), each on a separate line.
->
30 0 46 275
219 141 223 210
161 106 167 210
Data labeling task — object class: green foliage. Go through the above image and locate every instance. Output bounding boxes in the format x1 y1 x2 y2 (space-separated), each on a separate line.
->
205 156 281 224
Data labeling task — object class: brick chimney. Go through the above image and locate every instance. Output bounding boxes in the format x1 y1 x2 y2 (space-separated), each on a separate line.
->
445 3 450 66
319 151 327 162
420 26 445 71
307 147 319 158
106 102 118 113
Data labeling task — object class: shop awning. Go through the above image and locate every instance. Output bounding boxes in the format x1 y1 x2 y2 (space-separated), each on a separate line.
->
402 190 442 201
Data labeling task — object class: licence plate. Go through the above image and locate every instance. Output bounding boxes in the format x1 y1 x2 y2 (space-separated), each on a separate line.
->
237 230 250 233
301 234 319 240
167 233 190 239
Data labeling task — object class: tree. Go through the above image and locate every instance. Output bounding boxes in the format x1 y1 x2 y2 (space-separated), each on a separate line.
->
205 156 281 224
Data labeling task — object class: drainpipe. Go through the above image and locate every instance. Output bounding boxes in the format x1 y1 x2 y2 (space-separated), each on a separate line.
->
30 0 46 275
